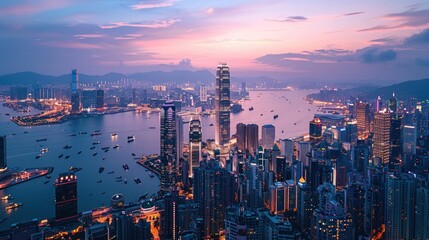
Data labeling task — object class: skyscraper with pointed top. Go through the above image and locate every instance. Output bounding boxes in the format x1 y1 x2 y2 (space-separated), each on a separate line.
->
71 69 81 113
215 63 230 147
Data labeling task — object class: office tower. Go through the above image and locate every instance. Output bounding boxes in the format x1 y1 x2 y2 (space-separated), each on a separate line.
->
71 69 81 113
113 213 135 240
199 85 207 102
0 135 6 171
215 63 231 146
415 186 429 240
346 183 366 238
311 182 353 240
189 117 202 178
55 172 78 222
176 115 183 162
160 101 177 193
364 167 385 238
388 93 398 117
9 86 28 100
385 173 416 240
240 82 248 97
356 101 370 139
376 96 382 112
193 160 234 239
373 111 391 165
246 124 259 155
390 116 402 168
236 123 246 151
161 192 179 240
351 140 370 174
280 139 294 163
96 89 104 108
273 156 286 182
345 120 358 145
261 124 275 149
309 117 322 141
269 180 296 214
297 178 313 236
85 222 110 240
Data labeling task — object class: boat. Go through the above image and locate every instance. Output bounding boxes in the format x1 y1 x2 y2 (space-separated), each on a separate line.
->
77 150 82 154
91 130 102 136
104 149 109 153
122 164 129 171
101 192 106 194
148 172 155 178
40 148 49 153
45 175 51 179
35 154 42 159
102 156 106 160
65 155 70 159
128 139 134 143
63 145 72 149
249 106 254 111
69 134 77 137
107 171 114 174
44 180 49 184
116 176 122 179
113 145 120 149
97 180 102 183
127 135 135 139
209 123 213 126
273 114 279 119
132 153 136 156
116 179 122 182
92 141 101 145
134 178 141 184
270 110 274 112
294 123 296 125
99 167 104 173
101 147 110 151
124 178 127 184
36 138 47 142
260 114 263 116
93 152 98 156
1 195 13 201
111 133 118 137
5 113 10 116
58 154 64 158
23 131 28 134
90 146 96 150
69 167 82 173
148 127 156 129
5 202 22 210
79 131 87 135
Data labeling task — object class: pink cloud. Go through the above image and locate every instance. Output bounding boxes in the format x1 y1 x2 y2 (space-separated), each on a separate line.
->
74 34 105 39
131 0 178 10
0 1 69 15
99 19 180 29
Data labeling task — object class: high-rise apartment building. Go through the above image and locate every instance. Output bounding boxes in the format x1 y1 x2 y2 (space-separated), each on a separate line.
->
373 111 391 165
189 117 202 178
261 124 275 149
215 63 231 146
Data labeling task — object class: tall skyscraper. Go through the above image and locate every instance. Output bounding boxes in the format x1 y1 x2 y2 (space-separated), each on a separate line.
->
199 85 207 102
356 101 370 139
376 96 382 112
261 124 275 149
415 186 429 240
160 101 177 193
71 69 81 113
215 63 231 146
385 173 416 240
193 160 234 239
246 124 259 155
189 117 202 178
236 123 246 151
373 111 391 165
309 117 322 141
0 135 6 171
390 116 402 168
55 172 78 222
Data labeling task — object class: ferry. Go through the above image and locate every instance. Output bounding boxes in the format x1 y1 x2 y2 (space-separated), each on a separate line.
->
1 195 13 201
36 138 47 142
5 202 22 210
111 133 118 137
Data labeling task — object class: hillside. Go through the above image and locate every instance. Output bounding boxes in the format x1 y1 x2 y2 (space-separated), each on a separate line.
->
364 78 429 100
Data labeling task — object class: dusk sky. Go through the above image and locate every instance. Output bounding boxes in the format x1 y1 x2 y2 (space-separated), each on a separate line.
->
1 0 429 82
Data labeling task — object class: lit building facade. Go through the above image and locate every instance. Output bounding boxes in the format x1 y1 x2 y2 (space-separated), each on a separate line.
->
55 172 78 222
71 69 81 113
373 111 391 165
215 63 231 146
189 117 202 178
160 101 177 193
356 101 370 139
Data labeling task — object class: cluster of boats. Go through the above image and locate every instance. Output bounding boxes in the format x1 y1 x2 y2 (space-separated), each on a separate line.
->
2 195 22 211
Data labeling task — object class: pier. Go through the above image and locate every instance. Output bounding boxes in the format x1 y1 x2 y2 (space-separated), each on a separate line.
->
0 167 53 189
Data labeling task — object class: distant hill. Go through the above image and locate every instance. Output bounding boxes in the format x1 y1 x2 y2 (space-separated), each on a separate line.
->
0 70 215 86
364 77 429 100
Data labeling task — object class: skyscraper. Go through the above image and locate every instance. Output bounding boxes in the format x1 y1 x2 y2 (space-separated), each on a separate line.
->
55 172 78 222
415 186 429 240
160 101 177 193
356 101 370 139
390 116 402 168
402 125 417 155
261 124 275 149
309 117 322 141
246 124 259 155
199 85 207 102
71 69 81 113
215 63 231 146
235 123 246 151
0 135 6 171
373 111 391 165
189 117 202 178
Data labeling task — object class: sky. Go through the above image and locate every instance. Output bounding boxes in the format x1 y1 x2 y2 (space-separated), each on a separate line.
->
1 0 429 82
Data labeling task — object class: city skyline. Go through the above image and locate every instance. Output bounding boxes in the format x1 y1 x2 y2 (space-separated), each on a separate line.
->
1 1 429 82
